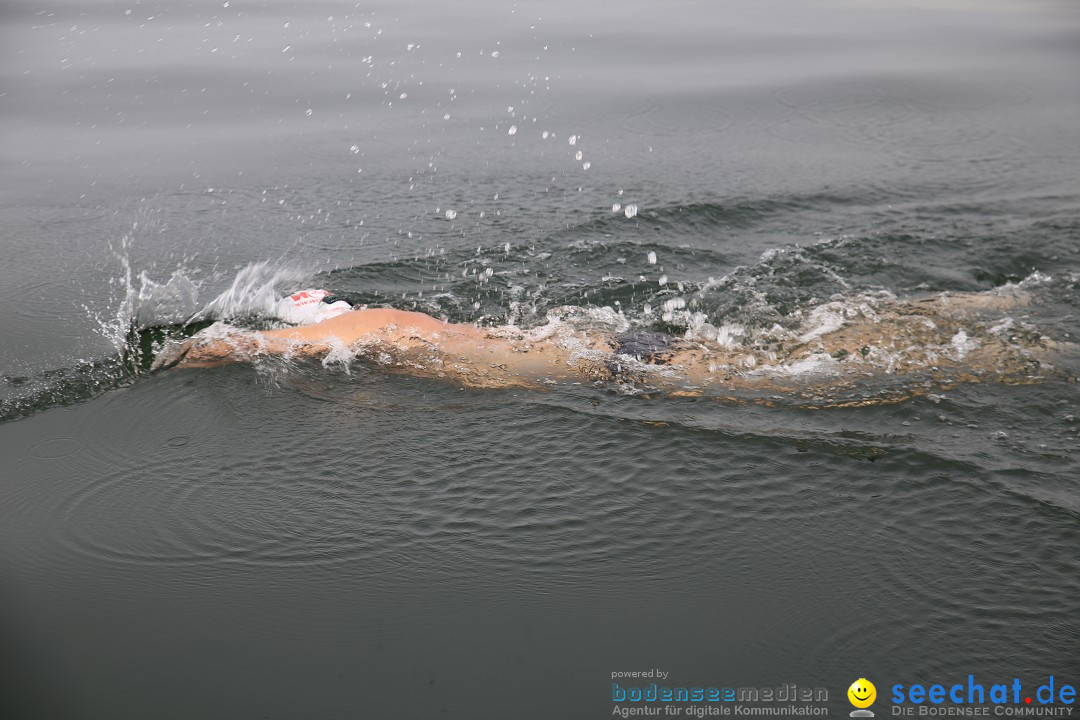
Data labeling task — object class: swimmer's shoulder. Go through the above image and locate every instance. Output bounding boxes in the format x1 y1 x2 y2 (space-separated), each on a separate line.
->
326 306 458 334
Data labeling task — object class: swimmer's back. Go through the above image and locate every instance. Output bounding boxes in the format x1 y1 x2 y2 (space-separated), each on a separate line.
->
260 307 475 345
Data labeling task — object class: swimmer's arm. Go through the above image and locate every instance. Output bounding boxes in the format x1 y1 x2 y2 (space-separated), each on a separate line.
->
164 329 333 369
165 309 451 369
153 336 238 370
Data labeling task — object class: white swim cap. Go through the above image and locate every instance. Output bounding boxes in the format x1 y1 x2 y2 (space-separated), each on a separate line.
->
275 289 353 325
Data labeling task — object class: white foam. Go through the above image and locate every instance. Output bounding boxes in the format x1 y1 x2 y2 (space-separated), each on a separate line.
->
949 329 979 360
753 354 837 378
715 323 747 348
797 302 847 344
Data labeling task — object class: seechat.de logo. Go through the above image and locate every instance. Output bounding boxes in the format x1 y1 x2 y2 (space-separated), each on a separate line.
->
849 678 877 718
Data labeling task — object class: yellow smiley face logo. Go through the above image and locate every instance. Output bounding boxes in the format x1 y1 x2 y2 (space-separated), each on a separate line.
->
848 678 877 708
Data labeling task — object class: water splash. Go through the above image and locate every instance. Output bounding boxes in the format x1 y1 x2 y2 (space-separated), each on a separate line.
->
1 248 320 422
7 197 1075 425
92 234 312 351
195 261 311 323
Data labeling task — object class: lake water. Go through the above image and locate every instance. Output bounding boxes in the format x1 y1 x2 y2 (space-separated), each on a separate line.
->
2 1 1079 718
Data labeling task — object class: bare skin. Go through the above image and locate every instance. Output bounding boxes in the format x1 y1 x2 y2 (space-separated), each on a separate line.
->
162 307 599 387
158 288 1064 401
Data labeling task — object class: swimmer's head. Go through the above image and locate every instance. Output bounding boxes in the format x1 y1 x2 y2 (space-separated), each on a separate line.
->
275 289 353 325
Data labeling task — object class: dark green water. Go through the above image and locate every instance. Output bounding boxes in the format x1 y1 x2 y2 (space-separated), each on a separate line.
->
2 1 1079 718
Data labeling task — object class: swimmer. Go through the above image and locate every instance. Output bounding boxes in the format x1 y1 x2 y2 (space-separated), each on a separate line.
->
154 286 1063 401
155 289 599 387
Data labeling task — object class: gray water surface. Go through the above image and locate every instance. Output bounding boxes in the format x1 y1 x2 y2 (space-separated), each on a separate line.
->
2 1 1079 718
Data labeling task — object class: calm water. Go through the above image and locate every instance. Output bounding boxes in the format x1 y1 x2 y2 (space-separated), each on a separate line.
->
2 1 1079 718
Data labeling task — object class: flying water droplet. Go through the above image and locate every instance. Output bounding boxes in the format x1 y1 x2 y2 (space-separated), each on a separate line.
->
508 125 517 136
444 209 457 220
624 204 638 218
647 251 657 264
